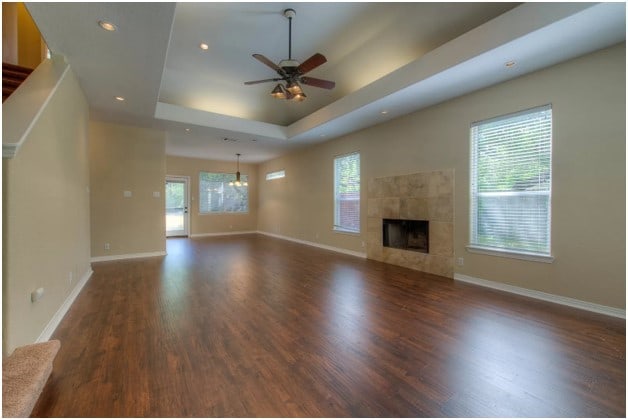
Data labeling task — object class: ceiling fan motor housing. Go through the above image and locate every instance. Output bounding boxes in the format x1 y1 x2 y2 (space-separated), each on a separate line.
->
279 59 300 73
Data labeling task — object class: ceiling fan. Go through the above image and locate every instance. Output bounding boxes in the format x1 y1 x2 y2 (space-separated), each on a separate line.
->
244 8 335 102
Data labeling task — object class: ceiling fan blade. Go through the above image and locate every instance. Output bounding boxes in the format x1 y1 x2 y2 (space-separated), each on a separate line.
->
296 53 327 75
252 54 286 77
244 78 282 85
300 76 335 90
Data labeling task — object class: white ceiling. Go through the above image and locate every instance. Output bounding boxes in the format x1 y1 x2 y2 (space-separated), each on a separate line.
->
26 2 626 164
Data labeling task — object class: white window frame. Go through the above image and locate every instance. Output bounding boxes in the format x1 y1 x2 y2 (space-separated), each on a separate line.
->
467 105 554 263
333 152 360 234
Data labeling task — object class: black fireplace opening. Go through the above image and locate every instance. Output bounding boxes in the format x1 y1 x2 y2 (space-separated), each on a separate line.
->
382 219 429 253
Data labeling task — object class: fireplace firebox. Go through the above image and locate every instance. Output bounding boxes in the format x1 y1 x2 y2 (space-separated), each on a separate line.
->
382 219 429 253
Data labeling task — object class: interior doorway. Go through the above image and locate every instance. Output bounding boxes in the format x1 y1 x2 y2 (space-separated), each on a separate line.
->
165 176 190 237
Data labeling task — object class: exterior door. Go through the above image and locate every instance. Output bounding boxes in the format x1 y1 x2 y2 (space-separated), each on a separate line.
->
165 176 189 237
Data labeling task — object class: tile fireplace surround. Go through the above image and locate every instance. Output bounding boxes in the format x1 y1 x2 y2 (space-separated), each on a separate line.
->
367 170 454 278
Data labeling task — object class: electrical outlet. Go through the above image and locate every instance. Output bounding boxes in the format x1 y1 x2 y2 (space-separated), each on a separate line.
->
361 241 365 248
104 243 110 250
315 233 319 239
457 257 464 266
68 271 73 284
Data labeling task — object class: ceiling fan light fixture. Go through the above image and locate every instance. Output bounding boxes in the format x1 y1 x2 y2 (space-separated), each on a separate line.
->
286 81 302 95
271 84 286 99
292 92 307 102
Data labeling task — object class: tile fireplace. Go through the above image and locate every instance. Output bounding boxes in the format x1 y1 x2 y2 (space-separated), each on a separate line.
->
367 170 454 278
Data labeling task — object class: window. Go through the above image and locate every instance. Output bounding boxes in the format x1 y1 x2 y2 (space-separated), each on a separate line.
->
470 105 552 260
266 170 285 180
199 172 248 213
334 152 360 233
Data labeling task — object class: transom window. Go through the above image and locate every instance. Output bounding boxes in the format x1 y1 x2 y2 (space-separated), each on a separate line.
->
199 172 248 213
266 170 285 180
334 152 360 233
469 105 552 260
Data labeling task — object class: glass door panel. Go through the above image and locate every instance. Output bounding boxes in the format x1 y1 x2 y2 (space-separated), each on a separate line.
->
165 177 189 237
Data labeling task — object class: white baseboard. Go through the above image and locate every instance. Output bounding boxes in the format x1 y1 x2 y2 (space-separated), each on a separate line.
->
36 268 93 343
454 273 626 319
257 231 367 259
90 251 166 263
190 231 257 238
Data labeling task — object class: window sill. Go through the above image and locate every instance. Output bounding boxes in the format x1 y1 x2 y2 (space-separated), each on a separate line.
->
466 245 554 263
333 227 360 236
199 212 250 216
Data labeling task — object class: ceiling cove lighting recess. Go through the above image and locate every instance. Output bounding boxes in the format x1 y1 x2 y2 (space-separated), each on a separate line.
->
98 20 117 32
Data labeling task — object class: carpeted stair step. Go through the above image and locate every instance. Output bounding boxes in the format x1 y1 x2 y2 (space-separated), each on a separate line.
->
2 340 61 418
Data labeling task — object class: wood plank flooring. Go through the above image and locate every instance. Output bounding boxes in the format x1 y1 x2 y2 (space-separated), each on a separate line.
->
31 234 625 417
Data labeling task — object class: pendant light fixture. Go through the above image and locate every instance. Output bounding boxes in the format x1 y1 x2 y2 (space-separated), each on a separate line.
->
228 153 248 187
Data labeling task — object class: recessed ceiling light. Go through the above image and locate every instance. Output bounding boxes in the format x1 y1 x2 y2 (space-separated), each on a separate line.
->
98 20 117 32
381 110 389 115
115 96 125 101
505 60 516 68
320 134 326 137
199 42 209 51
185 128 191 132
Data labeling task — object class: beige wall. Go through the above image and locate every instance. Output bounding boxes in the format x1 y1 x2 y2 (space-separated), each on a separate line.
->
2 68 91 355
89 121 166 257
2 3 46 68
2 3 18 64
258 43 626 309
16 2 45 68
166 156 258 235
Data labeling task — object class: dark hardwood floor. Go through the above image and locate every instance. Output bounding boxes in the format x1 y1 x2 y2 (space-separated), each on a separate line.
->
31 234 625 417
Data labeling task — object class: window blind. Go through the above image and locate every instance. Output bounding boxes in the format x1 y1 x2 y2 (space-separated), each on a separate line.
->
470 105 552 255
199 172 248 213
334 152 360 233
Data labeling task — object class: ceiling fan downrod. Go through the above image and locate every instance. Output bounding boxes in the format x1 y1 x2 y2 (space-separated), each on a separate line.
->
284 8 296 61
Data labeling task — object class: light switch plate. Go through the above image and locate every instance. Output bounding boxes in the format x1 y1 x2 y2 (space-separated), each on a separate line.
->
123 190 132 198
153 191 160 198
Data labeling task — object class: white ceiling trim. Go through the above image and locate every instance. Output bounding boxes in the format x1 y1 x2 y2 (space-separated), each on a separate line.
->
155 102 288 140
